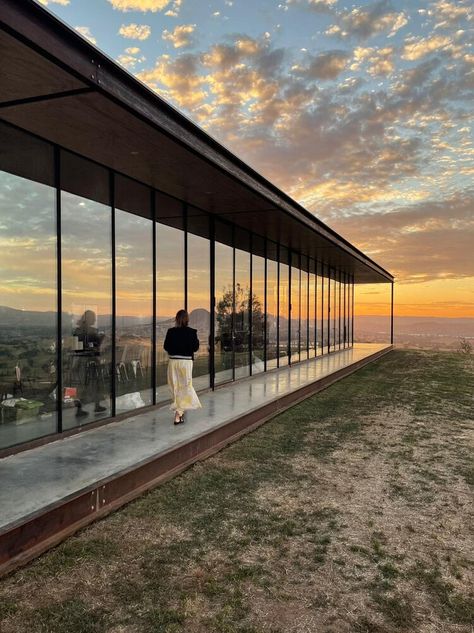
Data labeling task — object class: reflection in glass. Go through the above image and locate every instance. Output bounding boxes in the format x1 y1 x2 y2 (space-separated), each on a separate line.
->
156 222 184 401
342 274 347 348
290 259 300 362
115 208 153 413
61 191 112 428
188 232 210 390
300 269 308 361
266 257 278 369
252 254 265 374
279 262 289 366
318 271 325 354
0 168 57 448
331 273 337 352
214 241 234 384
234 248 250 379
309 271 316 357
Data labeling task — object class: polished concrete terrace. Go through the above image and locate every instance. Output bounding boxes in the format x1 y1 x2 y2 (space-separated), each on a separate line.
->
0 343 391 573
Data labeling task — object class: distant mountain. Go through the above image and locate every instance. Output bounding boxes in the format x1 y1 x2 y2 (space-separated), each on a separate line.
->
0 305 58 328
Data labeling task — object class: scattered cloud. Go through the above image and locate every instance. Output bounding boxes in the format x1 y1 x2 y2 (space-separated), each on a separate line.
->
288 0 337 12
401 35 453 61
75 26 97 45
326 0 408 40
293 50 350 80
38 0 70 5
117 47 146 68
330 191 474 282
162 24 197 48
118 23 151 40
351 46 394 76
107 0 171 12
432 0 473 30
164 0 182 17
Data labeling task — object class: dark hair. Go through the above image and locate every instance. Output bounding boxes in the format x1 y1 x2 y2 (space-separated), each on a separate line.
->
175 309 189 328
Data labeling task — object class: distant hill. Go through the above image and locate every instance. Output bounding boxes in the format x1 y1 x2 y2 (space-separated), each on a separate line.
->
355 315 474 336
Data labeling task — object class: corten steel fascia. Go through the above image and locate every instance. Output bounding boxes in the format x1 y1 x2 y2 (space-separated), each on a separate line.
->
0 0 393 284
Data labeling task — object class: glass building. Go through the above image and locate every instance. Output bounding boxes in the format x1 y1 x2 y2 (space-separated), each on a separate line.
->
0 0 394 454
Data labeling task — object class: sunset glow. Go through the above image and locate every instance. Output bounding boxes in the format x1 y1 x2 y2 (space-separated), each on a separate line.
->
29 1 474 316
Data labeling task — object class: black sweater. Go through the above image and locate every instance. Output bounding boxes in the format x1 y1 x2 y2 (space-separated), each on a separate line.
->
163 326 199 358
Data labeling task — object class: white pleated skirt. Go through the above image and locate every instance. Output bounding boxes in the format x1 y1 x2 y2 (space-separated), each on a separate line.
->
167 358 202 414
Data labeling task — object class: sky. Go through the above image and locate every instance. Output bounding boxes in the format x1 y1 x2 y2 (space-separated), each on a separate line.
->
36 0 473 317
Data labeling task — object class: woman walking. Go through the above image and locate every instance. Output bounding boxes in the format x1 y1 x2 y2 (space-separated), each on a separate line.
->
164 309 201 425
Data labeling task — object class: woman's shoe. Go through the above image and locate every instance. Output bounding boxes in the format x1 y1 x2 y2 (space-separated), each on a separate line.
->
174 413 183 425
179 414 185 424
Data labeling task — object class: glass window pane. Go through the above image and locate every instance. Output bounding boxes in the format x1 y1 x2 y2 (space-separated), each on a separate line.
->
279 259 289 367
317 267 324 355
214 239 233 384
61 152 112 429
300 269 308 361
290 255 300 363
187 229 210 391
156 221 184 402
309 270 316 358
115 176 153 413
251 253 265 374
266 252 278 370
0 123 57 449
234 248 250 380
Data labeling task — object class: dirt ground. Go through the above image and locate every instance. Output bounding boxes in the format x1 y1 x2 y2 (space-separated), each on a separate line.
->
0 349 473 633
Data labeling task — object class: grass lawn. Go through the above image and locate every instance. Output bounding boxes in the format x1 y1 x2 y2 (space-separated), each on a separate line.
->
0 349 473 633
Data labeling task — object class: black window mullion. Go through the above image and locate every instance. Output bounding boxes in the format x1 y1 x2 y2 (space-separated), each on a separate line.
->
210 217 216 390
232 226 236 381
276 244 280 369
183 203 188 312
286 251 293 365
263 239 267 371
249 233 253 376
151 189 157 405
327 267 331 355
111 171 116 418
55 146 63 434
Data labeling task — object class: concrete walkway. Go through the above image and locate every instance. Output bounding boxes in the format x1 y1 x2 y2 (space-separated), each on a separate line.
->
0 344 390 535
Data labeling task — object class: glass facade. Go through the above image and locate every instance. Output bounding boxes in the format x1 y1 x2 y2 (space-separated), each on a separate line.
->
115 175 153 413
61 152 112 429
251 245 265 374
0 121 360 451
187 210 211 391
279 249 290 367
266 246 278 370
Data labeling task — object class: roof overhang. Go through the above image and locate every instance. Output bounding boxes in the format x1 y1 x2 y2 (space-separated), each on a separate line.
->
0 0 393 283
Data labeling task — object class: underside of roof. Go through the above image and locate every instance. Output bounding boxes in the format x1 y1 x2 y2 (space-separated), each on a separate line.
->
0 0 393 283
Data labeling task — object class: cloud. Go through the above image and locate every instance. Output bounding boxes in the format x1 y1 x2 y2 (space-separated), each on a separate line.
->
326 0 408 40
351 46 394 76
117 47 146 69
401 35 453 61
329 191 474 283
293 50 350 80
162 24 197 48
75 26 97 45
432 0 473 29
118 24 151 40
38 0 70 5
164 0 182 17
137 54 207 108
107 0 171 12
288 0 337 12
